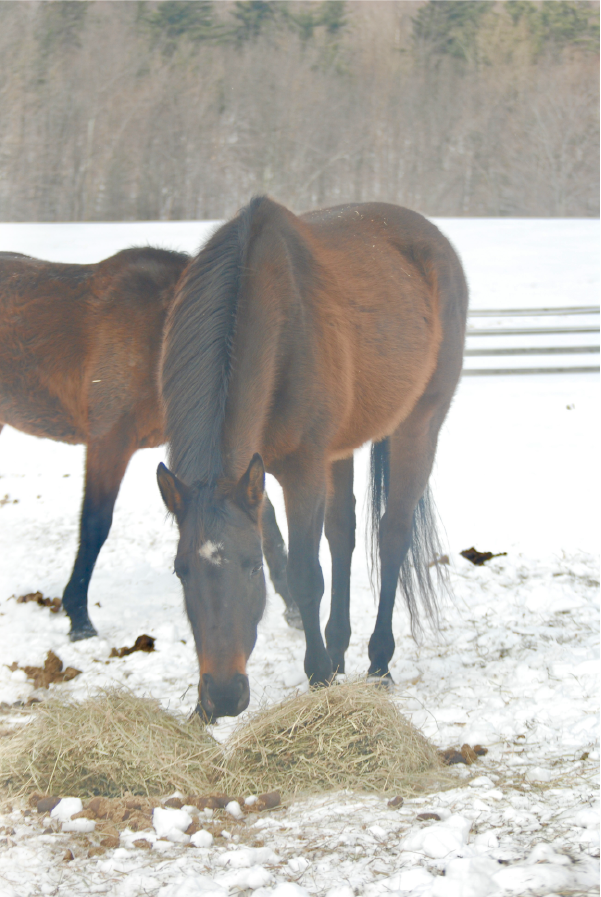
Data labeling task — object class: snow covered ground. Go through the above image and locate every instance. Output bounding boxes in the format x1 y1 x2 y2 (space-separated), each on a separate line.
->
0 219 598 896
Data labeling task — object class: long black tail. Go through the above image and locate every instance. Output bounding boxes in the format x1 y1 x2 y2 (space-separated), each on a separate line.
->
368 437 448 634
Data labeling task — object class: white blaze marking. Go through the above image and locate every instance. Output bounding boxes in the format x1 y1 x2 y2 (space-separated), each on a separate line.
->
199 540 224 566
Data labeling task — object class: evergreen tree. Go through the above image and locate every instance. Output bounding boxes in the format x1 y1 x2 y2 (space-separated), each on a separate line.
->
508 1 599 56
38 1 88 56
412 1 491 64
231 1 278 41
147 0 216 48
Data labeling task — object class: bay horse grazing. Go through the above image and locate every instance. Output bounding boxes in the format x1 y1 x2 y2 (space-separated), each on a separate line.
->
0 247 298 640
158 197 468 720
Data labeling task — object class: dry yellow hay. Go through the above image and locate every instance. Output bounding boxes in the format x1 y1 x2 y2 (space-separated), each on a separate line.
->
0 689 222 798
221 679 444 798
0 681 448 800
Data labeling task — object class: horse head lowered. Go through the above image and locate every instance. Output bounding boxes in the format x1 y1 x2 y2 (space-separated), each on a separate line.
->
157 454 267 720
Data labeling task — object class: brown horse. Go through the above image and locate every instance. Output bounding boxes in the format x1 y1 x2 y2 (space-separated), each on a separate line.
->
157 197 468 721
0 247 296 640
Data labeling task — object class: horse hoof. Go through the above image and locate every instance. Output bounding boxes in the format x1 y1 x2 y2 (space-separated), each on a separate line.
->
69 622 98 641
366 673 394 690
284 606 304 631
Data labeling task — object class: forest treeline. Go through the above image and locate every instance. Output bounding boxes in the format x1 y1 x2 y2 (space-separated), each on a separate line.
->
0 0 598 221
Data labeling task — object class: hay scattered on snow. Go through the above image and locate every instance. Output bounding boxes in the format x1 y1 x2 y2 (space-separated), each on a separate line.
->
222 679 444 798
0 681 447 800
0 689 222 798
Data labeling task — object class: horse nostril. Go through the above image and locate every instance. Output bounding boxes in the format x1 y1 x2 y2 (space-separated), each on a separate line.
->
233 673 250 714
200 674 216 720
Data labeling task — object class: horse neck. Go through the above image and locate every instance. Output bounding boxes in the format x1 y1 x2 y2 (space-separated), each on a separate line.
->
221 280 283 480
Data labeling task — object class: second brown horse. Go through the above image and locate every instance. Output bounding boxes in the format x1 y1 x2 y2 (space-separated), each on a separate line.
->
0 247 296 639
157 197 468 720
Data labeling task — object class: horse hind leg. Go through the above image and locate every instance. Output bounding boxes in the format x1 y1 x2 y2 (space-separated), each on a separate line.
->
367 399 449 682
62 421 137 640
261 493 303 630
324 456 355 674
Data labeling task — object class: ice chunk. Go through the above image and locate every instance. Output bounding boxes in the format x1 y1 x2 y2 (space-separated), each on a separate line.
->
217 847 279 867
157 874 228 897
493 861 572 892
153 806 193 838
401 814 472 859
572 807 600 829
62 817 96 833
225 800 244 819
190 829 214 848
525 766 553 783
270 884 310 897
51 798 83 823
364 867 435 895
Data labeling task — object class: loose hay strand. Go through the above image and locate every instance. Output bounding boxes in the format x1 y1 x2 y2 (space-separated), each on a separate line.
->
0 681 450 801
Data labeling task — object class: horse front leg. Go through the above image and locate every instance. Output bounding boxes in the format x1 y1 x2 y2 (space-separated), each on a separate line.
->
63 421 136 640
324 457 355 674
261 493 302 630
283 470 332 686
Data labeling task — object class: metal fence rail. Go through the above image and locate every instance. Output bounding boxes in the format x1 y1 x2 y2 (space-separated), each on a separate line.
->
463 305 600 376
469 306 597 317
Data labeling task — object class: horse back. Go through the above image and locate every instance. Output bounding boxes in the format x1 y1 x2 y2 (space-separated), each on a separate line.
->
0 248 189 445
236 200 467 463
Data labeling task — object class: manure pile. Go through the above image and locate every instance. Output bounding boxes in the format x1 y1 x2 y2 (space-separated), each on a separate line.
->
0 681 448 801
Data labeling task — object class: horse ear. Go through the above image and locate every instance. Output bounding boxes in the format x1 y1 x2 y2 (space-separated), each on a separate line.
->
235 453 265 513
157 463 190 522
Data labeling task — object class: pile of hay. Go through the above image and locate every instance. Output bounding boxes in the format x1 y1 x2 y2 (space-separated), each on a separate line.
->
223 679 443 798
0 690 222 798
0 681 446 800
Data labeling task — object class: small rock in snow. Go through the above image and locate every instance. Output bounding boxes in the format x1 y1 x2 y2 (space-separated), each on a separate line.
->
36 796 60 814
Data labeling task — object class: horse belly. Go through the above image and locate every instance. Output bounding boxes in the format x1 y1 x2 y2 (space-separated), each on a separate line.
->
0 335 87 443
0 380 85 444
330 311 440 456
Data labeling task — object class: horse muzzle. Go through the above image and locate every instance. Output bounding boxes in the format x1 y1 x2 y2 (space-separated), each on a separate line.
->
198 672 250 721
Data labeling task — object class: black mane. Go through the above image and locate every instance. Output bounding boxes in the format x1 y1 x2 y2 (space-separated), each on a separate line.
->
161 196 267 485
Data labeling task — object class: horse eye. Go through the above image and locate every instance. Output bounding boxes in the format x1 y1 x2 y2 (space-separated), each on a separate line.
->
174 562 188 580
250 563 263 577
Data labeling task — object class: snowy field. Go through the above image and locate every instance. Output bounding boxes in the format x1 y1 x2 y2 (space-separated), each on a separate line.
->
0 219 598 897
